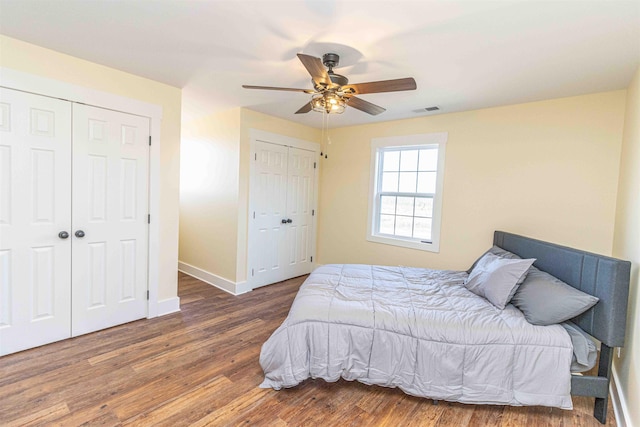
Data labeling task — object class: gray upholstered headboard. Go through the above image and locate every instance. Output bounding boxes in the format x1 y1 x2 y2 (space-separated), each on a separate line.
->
494 231 630 348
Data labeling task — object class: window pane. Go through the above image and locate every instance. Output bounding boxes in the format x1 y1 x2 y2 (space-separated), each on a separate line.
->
370 135 446 251
415 197 433 217
417 171 437 193
380 214 395 234
383 150 399 171
419 149 438 171
381 172 399 192
399 172 417 192
414 217 432 240
400 149 419 171
396 197 414 216
395 216 413 237
380 196 396 214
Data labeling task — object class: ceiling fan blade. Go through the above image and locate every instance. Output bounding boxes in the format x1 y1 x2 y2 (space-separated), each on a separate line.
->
346 96 386 115
242 85 315 93
343 77 417 95
297 53 331 86
295 102 313 114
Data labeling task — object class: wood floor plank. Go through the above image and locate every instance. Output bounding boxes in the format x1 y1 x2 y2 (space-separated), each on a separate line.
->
87 315 222 365
397 398 446 426
0 272 619 426
51 404 122 427
130 318 264 373
188 386 269 426
501 405 530 427
5 402 69 427
467 404 504 426
120 375 232 426
434 402 475 427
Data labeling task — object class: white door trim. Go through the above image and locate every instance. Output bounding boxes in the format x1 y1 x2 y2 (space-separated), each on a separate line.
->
0 66 163 318
252 129 319 152
248 129 320 290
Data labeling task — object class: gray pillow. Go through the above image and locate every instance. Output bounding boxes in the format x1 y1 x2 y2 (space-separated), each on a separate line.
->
511 267 599 325
467 245 524 273
488 245 521 260
464 252 536 309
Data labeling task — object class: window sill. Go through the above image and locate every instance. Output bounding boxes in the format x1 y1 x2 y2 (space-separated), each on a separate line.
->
366 234 440 253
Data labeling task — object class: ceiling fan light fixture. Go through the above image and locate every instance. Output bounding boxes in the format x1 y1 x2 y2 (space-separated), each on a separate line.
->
311 93 346 114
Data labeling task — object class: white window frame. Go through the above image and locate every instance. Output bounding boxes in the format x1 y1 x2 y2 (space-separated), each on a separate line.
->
367 132 447 252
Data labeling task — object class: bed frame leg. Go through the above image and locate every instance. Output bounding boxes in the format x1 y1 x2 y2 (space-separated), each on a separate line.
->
594 344 614 424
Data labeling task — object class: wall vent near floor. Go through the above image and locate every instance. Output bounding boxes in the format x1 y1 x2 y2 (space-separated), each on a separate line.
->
424 106 440 112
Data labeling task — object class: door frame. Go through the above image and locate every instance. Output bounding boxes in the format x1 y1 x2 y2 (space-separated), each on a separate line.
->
247 129 320 290
0 67 164 318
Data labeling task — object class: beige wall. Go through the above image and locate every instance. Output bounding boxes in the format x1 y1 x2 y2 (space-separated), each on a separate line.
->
612 65 640 426
179 108 320 284
179 108 242 281
0 35 182 300
317 91 626 270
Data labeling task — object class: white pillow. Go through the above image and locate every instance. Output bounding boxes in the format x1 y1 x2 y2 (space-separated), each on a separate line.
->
464 252 535 309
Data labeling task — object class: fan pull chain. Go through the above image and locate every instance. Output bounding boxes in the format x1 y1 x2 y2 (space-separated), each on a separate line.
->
326 113 331 159
320 110 329 159
320 110 325 157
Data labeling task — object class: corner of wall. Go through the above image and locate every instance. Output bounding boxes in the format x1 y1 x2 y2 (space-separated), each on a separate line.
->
611 64 640 427
178 261 245 295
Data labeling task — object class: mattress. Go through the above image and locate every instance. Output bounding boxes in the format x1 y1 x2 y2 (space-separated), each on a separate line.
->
260 264 574 409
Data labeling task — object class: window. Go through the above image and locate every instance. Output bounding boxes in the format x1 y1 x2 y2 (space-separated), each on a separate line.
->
367 133 447 252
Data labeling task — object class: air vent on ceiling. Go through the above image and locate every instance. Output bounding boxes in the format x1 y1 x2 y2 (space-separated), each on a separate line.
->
424 106 440 112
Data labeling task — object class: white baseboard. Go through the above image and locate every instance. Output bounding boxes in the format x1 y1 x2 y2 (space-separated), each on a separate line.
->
178 261 250 296
611 364 631 427
235 280 252 295
157 296 181 316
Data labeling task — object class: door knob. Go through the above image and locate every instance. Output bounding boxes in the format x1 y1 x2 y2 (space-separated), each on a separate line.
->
75 230 85 238
58 231 69 239
286 219 292 224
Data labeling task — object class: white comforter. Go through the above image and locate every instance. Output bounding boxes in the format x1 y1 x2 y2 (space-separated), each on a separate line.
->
260 264 573 409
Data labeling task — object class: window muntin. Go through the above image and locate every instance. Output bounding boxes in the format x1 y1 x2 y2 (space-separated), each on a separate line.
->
367 133 447 252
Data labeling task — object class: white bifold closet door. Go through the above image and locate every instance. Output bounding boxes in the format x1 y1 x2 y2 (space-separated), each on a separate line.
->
250 140 316 288
0 88 73 355
71 105 149 337
0 88 149 356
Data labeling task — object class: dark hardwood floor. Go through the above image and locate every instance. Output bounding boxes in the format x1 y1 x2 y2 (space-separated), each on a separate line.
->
0 272 616 426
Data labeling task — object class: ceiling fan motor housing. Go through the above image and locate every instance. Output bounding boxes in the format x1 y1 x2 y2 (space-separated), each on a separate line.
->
321 53 348 86
322 53 340 68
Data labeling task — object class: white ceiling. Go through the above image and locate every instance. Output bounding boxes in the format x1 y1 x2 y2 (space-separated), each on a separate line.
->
1 0 639 128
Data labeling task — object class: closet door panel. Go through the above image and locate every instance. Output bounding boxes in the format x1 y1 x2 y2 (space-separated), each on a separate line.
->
286 147 315 278
0 88 72 356
250 141 289 288
72 104 149 336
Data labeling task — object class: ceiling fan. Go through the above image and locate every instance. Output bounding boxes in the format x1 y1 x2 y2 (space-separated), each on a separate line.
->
242 53 417 116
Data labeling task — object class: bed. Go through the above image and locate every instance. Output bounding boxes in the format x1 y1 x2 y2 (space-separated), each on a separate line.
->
259 231 630 423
